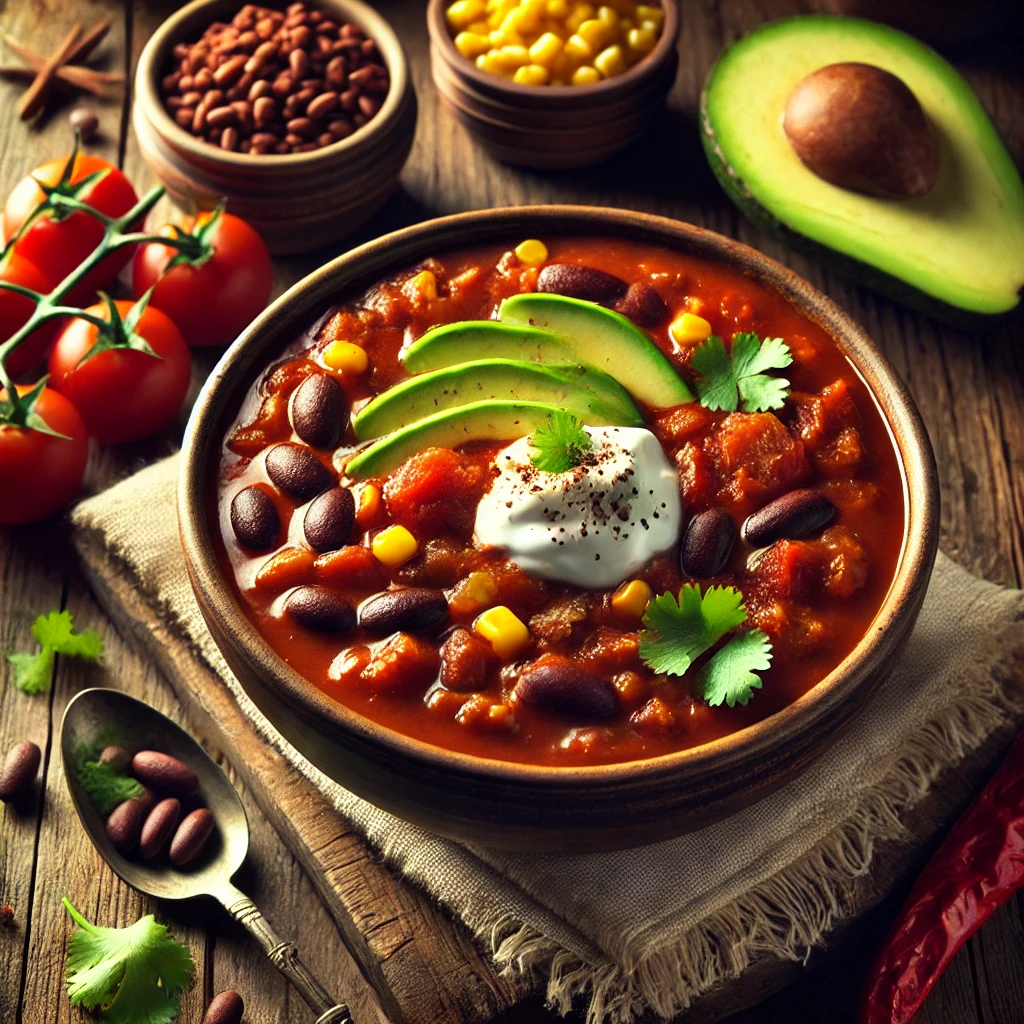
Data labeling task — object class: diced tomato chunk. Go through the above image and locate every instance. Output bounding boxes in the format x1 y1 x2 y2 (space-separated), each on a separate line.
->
676 441 718 511
384 447 487 536
440 628 498 693
361 633 440 695
314 545 386 590
653 403 714 448
789 380 859 453
630 696 678 736
747 539 822 602
820 526 869 599
714 412 810 507
814 426 863 477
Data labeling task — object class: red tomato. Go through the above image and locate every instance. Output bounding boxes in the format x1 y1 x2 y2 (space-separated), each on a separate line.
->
48 301 191 444
132 211 273 347
0 250 58 379
0 385 88 525
3 154 139 303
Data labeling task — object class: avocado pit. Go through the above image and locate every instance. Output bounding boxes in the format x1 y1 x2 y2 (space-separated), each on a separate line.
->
783 62 939 199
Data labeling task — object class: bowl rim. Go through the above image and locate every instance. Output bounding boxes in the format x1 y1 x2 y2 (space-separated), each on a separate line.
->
425 0 680 101
134 0 410 170
179 204 938 789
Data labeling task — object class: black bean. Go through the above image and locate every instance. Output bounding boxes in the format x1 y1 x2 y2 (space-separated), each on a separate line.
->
681 509 736 577
265 442 334 501
230 486 280 551
304 487 355 552
742 489 838 547
358 588 448 634
513 656 618 720
290 373 347 449
614 281 668 327
536 264 628 305
285 585 356 634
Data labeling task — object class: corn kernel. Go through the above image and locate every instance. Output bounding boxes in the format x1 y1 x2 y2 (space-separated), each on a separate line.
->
513 62 550 84
596 5 619 27
354 483 380 528
571 64 601 85
563 33 593 61
627 25 657 54
546 0 570 16
669 311 713 346
407 269 438 302
593 43 626 77
494 44 531 69
447 0 488 31
372 525 418 567
455 30 492 58
476 52 508 75
635 4 664 26
565 2 596 32
529 31 564 65
468 18 490 32
515 238 549 265
489 28 524 46
474 605 531 659
611 579 652 618
576 17 609 48
322 340 369 374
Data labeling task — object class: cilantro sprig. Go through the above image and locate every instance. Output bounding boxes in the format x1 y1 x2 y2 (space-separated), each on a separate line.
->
63 899 194 1024
6 610 104 695
529 410 593 473
72 736 143 815
692 332 792 413
639 584 772 707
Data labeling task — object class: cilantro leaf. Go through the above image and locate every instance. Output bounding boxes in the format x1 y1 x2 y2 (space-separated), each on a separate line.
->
63 899 194 1024
700 629 773 707
692 333 792 413
6 610 104 695
529 410 593 473
75 759 143 816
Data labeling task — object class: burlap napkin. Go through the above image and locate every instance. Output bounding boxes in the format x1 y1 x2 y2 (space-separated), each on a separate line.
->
72 454 1024 1024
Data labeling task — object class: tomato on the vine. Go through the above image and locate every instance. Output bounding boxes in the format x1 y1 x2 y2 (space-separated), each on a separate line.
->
0 250 57 379
132 209 273 347
48 298 191 445
0 383 88 525
3 153 139 303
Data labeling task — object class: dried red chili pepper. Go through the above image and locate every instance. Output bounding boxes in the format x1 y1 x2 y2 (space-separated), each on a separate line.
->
859 731 1024 1024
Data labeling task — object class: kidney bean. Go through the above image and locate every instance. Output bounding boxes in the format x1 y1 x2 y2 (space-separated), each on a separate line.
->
615 281 668 327
357 95 381 118
206 105 238 129
537 264 628 305
169 808 217 867
202 991 245 1024
742 488 838 547
106 792 154 854
253 94 276 126
0 742 41 804
306 90 340 120
230 485 280 551
328 118 353 140
265 442 333 501
513 655 618 720
681 508 736 577
290 372 347 449
286 116 317 138
289 47 311 79
131 750 200 798
248 77 272 101
359 588 449 634
285 585 356 634
97 744 130 773
304 486 355 552
213 54 248 87
175 108 196 129
139 797 182 859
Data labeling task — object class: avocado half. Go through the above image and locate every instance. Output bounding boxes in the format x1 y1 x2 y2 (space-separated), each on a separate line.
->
700 16 1024 322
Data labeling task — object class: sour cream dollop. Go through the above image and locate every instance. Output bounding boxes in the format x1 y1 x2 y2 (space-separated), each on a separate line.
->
474 426 682 589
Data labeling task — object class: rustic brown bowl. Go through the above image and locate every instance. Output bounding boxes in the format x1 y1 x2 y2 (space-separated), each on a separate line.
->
426 0 679 169
133 0 416 255
179 206 939 853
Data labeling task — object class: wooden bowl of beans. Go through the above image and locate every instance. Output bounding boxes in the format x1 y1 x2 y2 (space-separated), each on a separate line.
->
427 0 679 169
133 0 416 254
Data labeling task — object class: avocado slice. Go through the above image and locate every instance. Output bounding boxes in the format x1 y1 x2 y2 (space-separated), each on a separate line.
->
402 322 571 373
345 399 627 479
499 294 693 408
701 16 1024 320
352 359 642 440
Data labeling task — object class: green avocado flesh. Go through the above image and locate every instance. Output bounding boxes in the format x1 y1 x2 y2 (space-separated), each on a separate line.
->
402 322 572 372
352 359 642 440
499 294 693 408
702 16 1024 316
346 399 629 479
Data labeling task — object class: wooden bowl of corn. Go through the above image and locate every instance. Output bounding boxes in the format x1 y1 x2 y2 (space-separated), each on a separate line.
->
427 0 679 169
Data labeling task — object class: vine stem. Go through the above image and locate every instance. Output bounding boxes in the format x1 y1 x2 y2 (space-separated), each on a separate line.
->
0 183 204 415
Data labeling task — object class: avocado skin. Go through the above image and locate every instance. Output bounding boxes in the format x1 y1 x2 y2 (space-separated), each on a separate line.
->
698 23 1023 328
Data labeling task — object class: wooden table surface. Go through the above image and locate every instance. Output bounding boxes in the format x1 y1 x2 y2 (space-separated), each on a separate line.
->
0 1 1021 1022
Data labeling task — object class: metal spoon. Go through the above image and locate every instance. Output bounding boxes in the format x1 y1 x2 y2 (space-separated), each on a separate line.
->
61 687 353 1024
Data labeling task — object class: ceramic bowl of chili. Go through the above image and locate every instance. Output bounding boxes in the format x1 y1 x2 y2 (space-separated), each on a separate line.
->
132 0 416 255
179 206 938 853
426 0 680 169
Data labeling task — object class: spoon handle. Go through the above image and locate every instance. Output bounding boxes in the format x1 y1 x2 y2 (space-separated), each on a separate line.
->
218 883 354 1022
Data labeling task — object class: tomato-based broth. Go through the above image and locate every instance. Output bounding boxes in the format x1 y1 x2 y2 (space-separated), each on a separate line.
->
215 236 905 766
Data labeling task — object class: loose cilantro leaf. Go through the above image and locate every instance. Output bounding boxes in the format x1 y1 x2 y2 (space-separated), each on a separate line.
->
529 410 593 473
692 332 792 413
639 584 772 707
75 758 143 816
6 610 104 695
700 628 773 707
63 899 194 1024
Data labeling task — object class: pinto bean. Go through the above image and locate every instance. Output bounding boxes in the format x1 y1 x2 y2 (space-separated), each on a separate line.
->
304 487 355 552
513 655 618 719
169 808 216 867
681 509 736 577
139 798 182 860
202 991 245 1024
106 792 154 854
537 264 628 305
131 750 200 797
742 489 838 547
284 585 356 634
290 372 347 449
230 485 280 551
0 742 41 804
265 442 334 501
358 588 449 634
